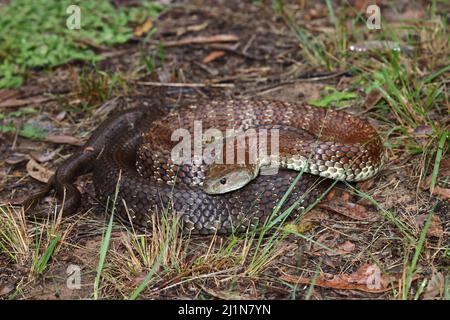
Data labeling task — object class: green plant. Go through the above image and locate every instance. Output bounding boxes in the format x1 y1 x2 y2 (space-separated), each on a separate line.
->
0 0 163 88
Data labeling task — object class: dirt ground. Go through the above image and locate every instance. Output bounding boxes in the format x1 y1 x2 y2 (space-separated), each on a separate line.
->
0 0 448 300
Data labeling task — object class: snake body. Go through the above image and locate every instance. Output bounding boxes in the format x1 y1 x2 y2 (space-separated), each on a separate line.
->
137 100 383 191
25 99 383 234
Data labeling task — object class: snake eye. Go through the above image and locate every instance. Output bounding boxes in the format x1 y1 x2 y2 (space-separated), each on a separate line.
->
219 178 227 185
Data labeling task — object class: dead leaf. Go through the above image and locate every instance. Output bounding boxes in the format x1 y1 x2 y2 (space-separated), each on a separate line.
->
319 200 379 221
325 188 337 201
335 241 356 255
423 272 445 299
432 186 450 201
55 111 67 121
421 158 450 196
357 179 375 191
399 9 426 20
312 233 356 256
133 18 153 37
365 89 382 109
282 263 396 293
412 125 434 136
304 3 327 20
202 50 226 64
5 153 28 165
164 34 239 47
45 134 83 146
354 0 381 14
29 150 57 163
0 285 14 297
26 158 54 183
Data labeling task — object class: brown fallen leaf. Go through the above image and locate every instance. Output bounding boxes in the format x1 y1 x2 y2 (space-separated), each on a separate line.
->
383 7 425 22
29 150 57 163
0 285 14 297
412 125 434 136
164 34 239 47
5 153 28 165
45 134 83 146
282 263 396 293
133 18 153 37
325 188 337 201
319 200 379 221
421 158 450 198
304 3 327 20
432 186 450 201
335 241 356 255
354 0 380 14
312 233 356 256
415 214 444 238
26 159 54 183
423 272 445 300
202 50 226 64
357 178 375 192
55 110 67 121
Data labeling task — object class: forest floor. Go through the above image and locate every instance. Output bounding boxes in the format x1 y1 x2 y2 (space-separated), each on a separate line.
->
0 0 449 299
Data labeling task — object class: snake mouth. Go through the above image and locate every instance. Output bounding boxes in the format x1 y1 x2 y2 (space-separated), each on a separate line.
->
203 165 257 194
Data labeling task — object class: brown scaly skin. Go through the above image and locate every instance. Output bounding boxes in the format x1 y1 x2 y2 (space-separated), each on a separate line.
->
24 99 383 234
138 100 383 189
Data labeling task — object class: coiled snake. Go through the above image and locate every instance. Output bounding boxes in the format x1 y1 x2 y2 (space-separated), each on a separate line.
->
24 100 383 234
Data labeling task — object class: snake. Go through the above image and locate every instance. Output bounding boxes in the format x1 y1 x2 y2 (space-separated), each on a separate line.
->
24 99 383 234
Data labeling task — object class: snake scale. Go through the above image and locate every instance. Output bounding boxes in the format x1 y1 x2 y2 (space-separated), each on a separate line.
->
24 99 383 234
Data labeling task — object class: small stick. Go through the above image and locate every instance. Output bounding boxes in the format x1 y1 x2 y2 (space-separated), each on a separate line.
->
135 81 234 88
163 34 238 47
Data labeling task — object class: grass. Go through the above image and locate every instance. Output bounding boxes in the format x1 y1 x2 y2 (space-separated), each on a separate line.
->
326 9 449 293
0 206 30 264
70 66 129 109
402 206 436 300
430 132 448 194
304 261 321 300
0 0 163 88
0 204 69 298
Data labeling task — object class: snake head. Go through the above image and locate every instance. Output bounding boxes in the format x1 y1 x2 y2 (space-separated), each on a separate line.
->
203 164 258 194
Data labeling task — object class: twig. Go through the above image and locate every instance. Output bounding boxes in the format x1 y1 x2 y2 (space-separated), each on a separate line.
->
135 81 234 88
0 96 54 108
246 71 353 96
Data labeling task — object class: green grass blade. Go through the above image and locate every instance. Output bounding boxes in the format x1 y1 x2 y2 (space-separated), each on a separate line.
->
36 233 61 274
